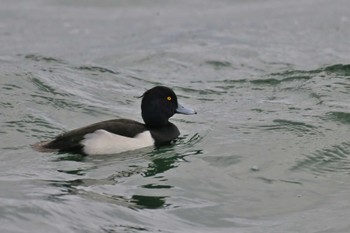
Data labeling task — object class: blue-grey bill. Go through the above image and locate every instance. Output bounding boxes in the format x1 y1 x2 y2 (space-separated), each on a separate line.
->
176 103 197 115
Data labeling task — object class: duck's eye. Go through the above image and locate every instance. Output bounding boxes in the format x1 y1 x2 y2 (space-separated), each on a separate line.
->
166 96 172 101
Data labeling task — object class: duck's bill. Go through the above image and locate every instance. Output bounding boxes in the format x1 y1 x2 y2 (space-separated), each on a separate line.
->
176 103 197 115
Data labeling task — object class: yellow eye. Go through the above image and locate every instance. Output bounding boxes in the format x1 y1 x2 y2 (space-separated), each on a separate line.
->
166 96 172 101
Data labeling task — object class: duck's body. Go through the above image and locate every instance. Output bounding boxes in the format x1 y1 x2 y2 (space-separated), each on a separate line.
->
33 86 196 155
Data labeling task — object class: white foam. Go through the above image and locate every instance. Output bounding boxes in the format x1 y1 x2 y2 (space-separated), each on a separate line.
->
81 129 154 155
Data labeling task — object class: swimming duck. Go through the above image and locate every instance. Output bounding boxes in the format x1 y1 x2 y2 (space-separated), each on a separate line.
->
33 86 196 155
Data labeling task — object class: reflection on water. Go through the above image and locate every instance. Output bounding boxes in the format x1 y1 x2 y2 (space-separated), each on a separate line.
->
142 156 179 178
131 195 168 209
47 135 203 210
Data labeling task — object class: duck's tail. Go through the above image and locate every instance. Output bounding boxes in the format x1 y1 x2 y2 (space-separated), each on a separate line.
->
31 141 59 153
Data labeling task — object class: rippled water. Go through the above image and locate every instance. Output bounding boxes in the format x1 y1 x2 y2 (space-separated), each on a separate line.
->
2 0 350 232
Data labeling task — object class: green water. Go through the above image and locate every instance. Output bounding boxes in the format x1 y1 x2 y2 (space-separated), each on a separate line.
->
1 0 350 232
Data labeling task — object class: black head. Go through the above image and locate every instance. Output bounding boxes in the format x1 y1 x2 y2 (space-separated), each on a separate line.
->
141 86 196 128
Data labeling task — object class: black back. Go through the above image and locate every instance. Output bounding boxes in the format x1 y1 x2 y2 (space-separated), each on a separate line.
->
45 119 147 153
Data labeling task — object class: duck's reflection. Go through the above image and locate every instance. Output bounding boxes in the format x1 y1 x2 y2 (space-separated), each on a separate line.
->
46 137 203 210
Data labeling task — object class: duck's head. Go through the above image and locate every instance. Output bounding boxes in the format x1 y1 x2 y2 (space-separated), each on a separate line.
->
141 86 196 128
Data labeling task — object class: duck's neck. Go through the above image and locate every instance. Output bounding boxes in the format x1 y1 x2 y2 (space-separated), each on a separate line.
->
143 118 170 128
142 113 170 128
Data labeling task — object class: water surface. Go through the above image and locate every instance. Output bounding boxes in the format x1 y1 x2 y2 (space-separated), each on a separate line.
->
1 0 350 232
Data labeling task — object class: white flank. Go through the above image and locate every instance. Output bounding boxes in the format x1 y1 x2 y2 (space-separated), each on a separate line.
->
81 130 155 155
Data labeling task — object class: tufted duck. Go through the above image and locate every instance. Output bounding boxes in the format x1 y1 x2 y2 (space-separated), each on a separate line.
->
32 86 196 155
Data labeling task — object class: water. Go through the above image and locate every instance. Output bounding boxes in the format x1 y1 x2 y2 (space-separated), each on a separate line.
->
1 0 350 232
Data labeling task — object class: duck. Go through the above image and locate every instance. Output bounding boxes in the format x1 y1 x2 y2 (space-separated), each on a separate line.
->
32 86 197 155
